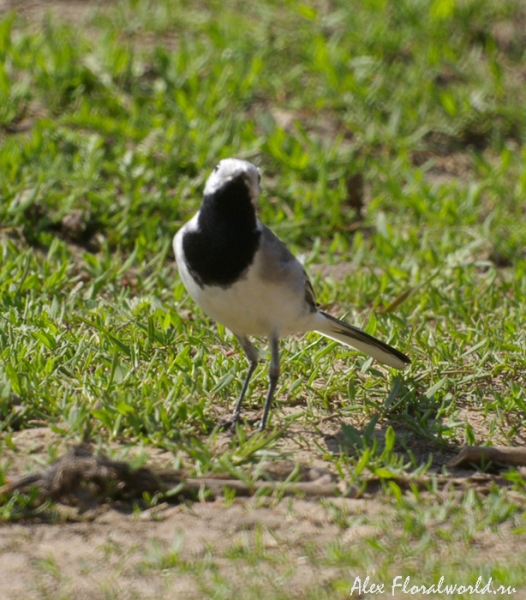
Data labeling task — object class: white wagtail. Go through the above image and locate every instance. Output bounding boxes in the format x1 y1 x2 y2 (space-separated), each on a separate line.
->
174 158 410 431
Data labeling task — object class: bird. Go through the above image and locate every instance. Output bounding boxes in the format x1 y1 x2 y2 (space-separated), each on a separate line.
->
173 158 410 431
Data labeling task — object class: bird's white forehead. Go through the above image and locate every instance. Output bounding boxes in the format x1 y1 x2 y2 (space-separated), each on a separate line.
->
204 158 260 199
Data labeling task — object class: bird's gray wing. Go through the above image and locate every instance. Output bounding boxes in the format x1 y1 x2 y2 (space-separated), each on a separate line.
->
258 224 317 313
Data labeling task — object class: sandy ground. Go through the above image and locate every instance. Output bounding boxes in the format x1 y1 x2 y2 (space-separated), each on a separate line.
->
1 422 522 600
0 427 388 599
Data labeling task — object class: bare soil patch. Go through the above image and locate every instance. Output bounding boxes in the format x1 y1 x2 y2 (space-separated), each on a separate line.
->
2 425 525 599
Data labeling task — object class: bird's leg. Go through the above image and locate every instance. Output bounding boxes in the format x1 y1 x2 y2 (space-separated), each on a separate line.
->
231 361 258 423
258 333 280 432
220 335 259 429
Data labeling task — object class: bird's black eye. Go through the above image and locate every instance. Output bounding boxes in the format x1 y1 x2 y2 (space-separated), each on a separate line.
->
257 172 261 184
214 164 220 172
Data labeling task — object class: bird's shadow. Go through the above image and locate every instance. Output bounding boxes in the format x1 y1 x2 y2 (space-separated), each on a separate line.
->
323 375 460 471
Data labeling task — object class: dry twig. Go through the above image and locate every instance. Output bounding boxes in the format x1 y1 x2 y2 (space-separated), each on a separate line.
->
447 446 526 469
1 445 525 516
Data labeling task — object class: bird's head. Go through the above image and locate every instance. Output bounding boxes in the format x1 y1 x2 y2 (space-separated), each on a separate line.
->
204 158 261 210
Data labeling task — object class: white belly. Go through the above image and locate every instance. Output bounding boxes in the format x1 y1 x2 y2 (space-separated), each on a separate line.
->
181 262 308 337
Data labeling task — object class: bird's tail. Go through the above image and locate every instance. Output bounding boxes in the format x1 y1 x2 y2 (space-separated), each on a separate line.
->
314 311 410 370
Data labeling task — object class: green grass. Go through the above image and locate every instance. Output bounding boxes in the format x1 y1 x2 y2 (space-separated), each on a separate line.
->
1 0 526 596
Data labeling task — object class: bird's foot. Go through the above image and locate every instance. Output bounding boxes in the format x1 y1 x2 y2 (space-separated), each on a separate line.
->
218 417 238 430
217 414 260 430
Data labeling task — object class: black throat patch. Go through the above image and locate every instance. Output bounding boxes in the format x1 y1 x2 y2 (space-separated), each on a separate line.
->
182 176 261 288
